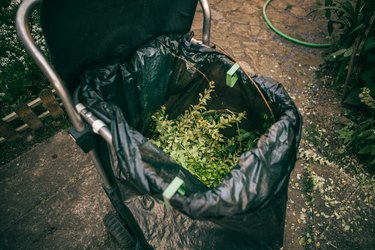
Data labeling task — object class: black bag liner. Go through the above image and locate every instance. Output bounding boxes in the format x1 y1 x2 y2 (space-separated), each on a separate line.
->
78 33 302 249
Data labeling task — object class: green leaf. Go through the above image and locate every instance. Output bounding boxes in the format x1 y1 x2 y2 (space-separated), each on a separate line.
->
347 24 365 37
365 82 375 95
325 0 333 8
366 133 375 140
358 145 375 155
354 0 362 17
328 20 334 36
358 130 373 138
343 88 362 106
335 57 350 84
364 36 375 52
343 47 353 57
330 48 347 57
365 54 375 64
342 1 356 23
299 236 306 246
360 68 375 84
338 127 354 144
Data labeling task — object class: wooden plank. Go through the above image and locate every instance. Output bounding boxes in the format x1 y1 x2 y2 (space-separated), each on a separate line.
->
14 103 43 130
0 109 58 143
11 110 50 134
2 98 42 123
14 110 50 133
0 120 21 141
29 96 42 108
39 89 64 118
2 111 17 123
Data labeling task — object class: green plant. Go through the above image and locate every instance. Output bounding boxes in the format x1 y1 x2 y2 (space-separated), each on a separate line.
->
341 32 375 105
338 87 375 168
320 0 375 170
321 0 375 103
324 0 364 44
149 81 261 187
322 0 365 85
0 1 48 116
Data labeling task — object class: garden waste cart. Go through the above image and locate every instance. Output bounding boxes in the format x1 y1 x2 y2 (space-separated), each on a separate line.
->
16 0 302 249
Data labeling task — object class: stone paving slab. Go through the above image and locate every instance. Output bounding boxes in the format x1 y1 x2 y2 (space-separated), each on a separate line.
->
0 132 113 249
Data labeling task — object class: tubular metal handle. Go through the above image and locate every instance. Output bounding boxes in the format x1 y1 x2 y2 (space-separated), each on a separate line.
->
16 0 85 132
16 0 115 193
199 0 211 45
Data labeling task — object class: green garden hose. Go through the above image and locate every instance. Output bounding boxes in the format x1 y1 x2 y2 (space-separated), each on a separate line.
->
262 0 332 48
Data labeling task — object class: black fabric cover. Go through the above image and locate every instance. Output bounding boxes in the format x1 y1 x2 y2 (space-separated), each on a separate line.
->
78 34 302 249
40 0 198 91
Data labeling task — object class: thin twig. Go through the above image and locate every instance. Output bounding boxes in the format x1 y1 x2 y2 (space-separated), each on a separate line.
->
214 43 276 122
157 39 211 84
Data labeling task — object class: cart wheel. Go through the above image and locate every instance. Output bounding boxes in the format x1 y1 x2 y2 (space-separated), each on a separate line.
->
103 212 135 249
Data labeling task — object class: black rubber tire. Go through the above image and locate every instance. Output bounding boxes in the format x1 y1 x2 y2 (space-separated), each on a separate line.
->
103 212 135 249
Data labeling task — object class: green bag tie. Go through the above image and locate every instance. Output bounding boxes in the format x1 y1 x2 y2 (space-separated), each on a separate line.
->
226 63 240 87
162 176 185 209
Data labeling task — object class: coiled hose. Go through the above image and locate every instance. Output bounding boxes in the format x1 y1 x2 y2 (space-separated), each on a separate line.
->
262 0 332 48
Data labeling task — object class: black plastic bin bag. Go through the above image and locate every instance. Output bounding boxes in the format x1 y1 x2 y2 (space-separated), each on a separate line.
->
78 33 302 249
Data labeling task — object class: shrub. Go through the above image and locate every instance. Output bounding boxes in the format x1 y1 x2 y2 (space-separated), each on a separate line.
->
321 0 375 169
322 0 375 104
149 81 261 187
338 88 375 169
0 1 48 116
